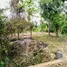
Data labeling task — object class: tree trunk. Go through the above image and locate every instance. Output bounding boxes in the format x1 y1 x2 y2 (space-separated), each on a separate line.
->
17 28 20 39
0 48 1 61
0 42 2 61
56 28 59 37
48 21 50 36
30 28 32 38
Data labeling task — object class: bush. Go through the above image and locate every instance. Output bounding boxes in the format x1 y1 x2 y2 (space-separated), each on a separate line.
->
61 24 67 34
34 23 48 32
34 26 41 32
0 61 4 67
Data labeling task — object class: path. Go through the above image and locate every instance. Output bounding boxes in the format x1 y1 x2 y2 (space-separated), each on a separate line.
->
28 57 67 67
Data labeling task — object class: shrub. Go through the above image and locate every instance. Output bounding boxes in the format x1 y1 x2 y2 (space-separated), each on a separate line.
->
61 24 67 34
34 23 48 32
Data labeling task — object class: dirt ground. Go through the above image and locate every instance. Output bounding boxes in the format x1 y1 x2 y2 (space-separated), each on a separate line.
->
28 58 67 67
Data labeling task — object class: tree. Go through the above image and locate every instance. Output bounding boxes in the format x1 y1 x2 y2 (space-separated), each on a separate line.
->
20 0 38 38
40 0 52 36
0 9 10 61
40 0 64 36
5 21 16 39
10 0 25 39
10 0 38 39
61 14 67 34
52 14 61 37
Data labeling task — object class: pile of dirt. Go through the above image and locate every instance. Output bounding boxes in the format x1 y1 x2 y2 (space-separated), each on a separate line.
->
10 38 55 66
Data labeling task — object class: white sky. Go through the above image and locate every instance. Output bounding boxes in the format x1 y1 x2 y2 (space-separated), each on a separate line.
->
0 0 11 16
0 0 10 8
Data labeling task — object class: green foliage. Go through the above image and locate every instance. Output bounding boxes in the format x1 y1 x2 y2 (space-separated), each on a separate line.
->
0 10 12 66
40 0 64 36
34 23 48 32
40 23 48 32
0 12 5 35
34 26 41 32
40 0 52 4
0 61 4 67
0 57 11 67
0 0 67 67
52 14 61 31
61 22 67 34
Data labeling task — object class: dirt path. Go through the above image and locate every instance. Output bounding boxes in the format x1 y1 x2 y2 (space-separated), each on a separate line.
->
19 32 55 36
28 58 67 67
28 45 67 67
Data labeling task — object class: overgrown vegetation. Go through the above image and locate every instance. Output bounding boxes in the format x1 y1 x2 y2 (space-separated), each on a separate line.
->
0 0 67 67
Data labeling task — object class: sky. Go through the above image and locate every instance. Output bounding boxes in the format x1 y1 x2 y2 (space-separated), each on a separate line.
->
0 0 11 16
0 0 10 8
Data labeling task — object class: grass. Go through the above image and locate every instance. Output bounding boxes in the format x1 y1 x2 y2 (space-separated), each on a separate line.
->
33 33 67 54
11 32 67 55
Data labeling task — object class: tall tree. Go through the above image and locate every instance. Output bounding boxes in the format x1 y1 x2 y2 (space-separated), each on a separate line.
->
20 0 38 38
10 0 38 38
40 0 64 36
10 0 25 39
